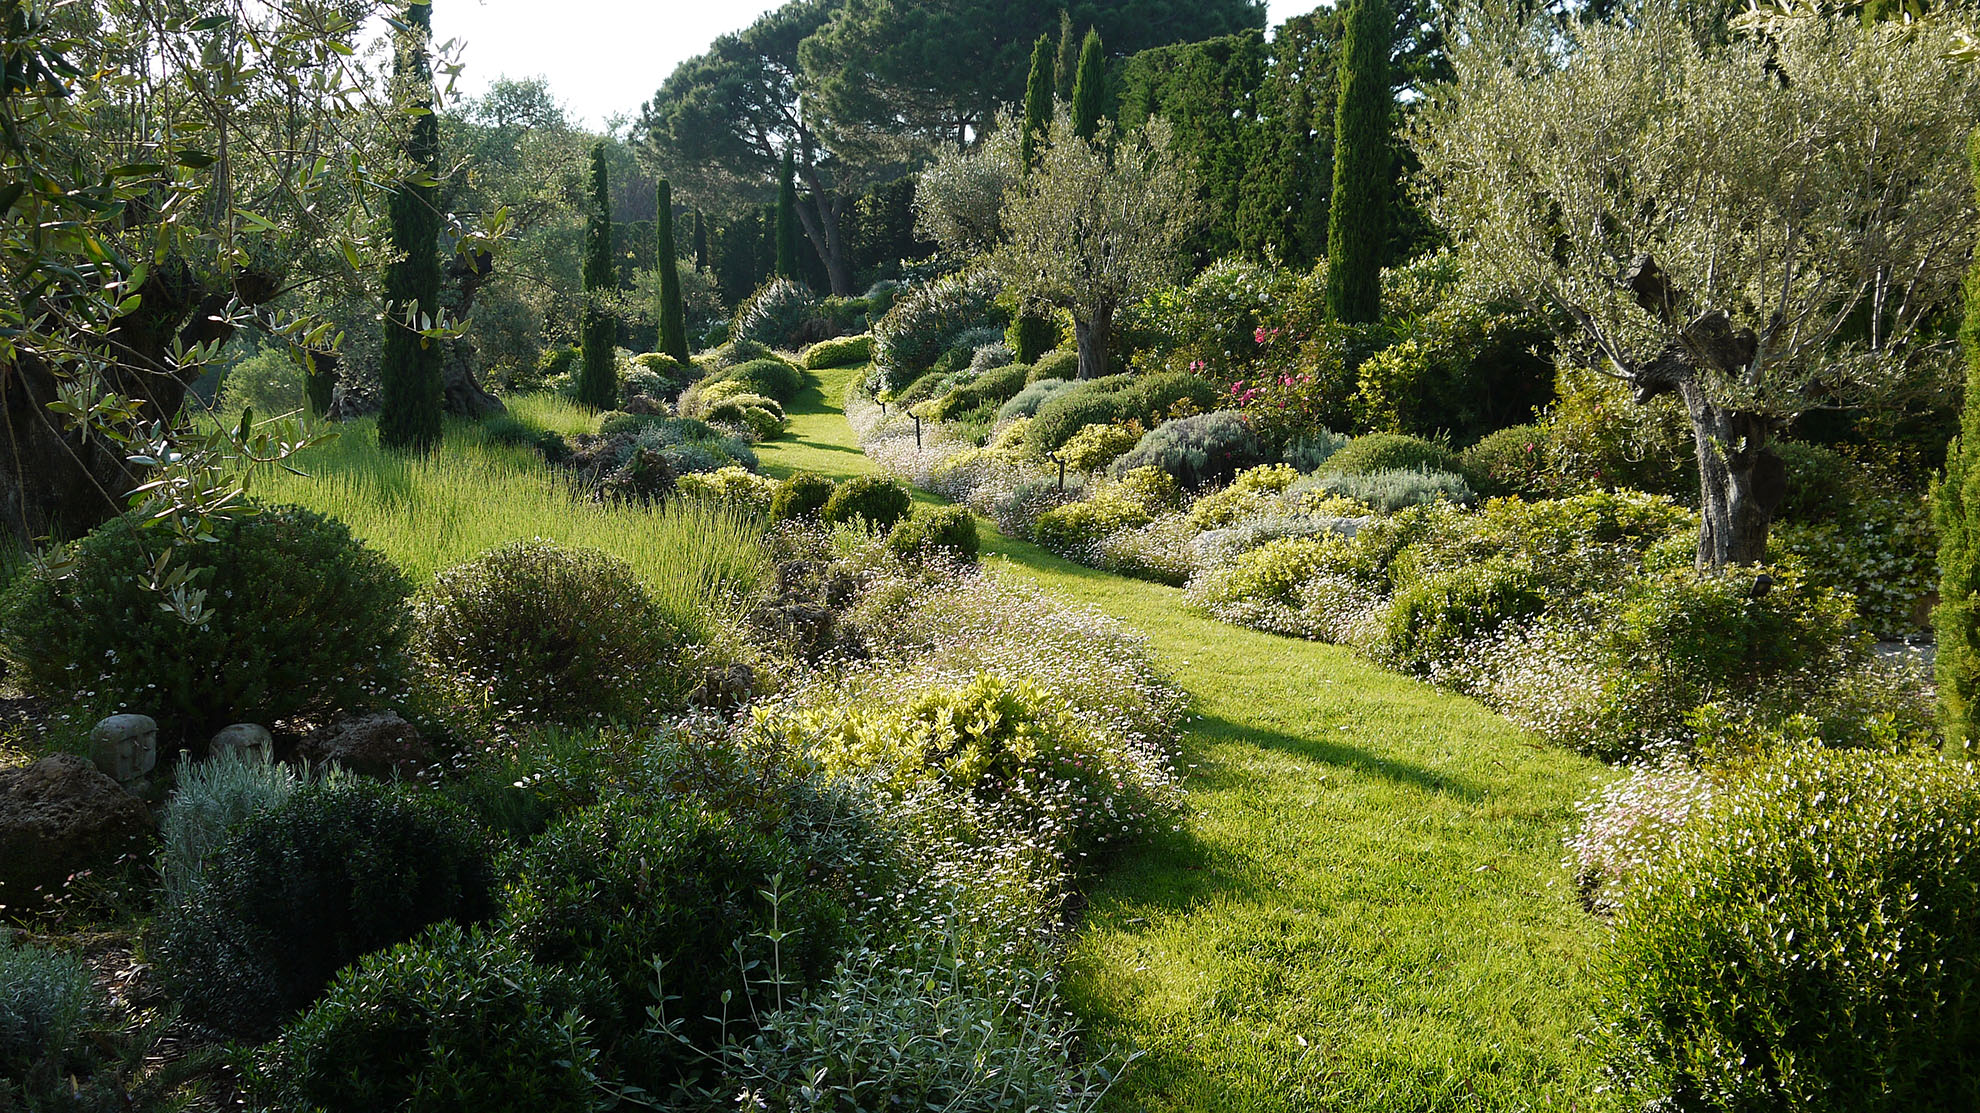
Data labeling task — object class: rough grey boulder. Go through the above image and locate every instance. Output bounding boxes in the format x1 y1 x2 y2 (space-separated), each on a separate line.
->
0 753 153 909
296 711 433 778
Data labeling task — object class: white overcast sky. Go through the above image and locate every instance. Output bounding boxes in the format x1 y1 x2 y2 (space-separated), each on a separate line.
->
428 1 1324 131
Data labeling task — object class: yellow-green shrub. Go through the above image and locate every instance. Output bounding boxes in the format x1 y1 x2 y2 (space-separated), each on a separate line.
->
1187 464 1301 530
1056 422 1143 473
674 466 778 516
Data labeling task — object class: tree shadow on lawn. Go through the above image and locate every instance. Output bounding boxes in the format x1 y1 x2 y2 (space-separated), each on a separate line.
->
1186 712 1486 803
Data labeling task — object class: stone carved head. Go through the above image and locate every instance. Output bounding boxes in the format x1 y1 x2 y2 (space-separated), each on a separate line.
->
89 714 159 783
209 723 274 764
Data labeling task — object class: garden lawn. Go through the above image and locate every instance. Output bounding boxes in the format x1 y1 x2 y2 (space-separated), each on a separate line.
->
759 363 1615 1113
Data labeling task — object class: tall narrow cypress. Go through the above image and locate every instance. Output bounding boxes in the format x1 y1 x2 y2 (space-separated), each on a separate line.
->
378 0 443 452
1022 33 1053 168
656 179 690 364
1011 32 1058 363
1935 132 1980 748
1070 29 1105 141
1054 10 1078 103
692 208 709 271
1325 0 1391 325
775 149 800 281
577 142 617 410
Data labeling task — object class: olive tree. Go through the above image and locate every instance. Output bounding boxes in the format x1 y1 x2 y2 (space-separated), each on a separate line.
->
911 114 1021 256
1415 4 1980 567
988 114 1199 380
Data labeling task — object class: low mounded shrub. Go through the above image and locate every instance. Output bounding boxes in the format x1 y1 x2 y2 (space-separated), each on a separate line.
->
1384 561 1546 673
256 923 597 1113
704 396 786 440
675 466 780 516
416 540 698 727
1028 348 1079 383
771 472 838 521
1188 464 1301 531
0 939 96 1077
159 751 313 908
995 378 1074 422
1460 423 1555 499
1056 421 1144 473
1026 375 1134 453
508 799 845 1080
931 362 1029 422
888 506 980 564
803 333 872 370
710 358 803 405
1323 432 1464 479
1773 440 1860 523
1600 749 1980 1111
0 503 411 743
1112 411 1266 489
1283 429 1352 473
1314 466 1476 512
821 475 913 530
153 779 500 1038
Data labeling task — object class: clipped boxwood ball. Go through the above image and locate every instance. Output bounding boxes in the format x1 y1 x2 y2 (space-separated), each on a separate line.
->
820 475 912 531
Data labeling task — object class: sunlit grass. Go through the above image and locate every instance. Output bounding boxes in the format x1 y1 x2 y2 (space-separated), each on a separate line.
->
253 407 767 642
769 358 1615 1112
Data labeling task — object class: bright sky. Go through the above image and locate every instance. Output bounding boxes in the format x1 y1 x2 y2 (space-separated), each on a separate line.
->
429 1 1325 131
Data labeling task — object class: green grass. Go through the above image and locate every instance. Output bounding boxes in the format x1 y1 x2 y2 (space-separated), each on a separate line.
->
253 401 766 642
763 360 1616 1112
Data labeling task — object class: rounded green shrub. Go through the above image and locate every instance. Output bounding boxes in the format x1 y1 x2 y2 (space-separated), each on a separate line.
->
507 799 844 1082
1323 432 1464 479
1611 566 1852 694
416 540 696 727
1027 376 1134 453
715 357 803 405
1115 371 1222 425
890 370 952 407
1315 466 1476 512
1461 423 1555 498
803 333 872 370
821 475 912 530
771 472 838 521
599 410 667 437
1028 348 1079 383
1383 561 1545 673
1601 749 1980 1111
219 348 308 417
1111 411 1266 489
153 779 499 1038
256 923 597 1113
0 503 411 743
996 378 1074 422
931 362 1029 422
888 506 980 564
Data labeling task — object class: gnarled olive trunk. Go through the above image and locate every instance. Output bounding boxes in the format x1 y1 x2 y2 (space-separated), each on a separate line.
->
1074 301 1114 380
1678 380 1785 569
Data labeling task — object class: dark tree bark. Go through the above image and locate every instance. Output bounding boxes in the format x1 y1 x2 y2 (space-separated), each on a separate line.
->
1616 255 1786 569
1074 301 1114 380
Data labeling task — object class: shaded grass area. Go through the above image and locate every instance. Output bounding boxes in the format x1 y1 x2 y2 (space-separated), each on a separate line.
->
254 394 766 642
761 361 1616 1112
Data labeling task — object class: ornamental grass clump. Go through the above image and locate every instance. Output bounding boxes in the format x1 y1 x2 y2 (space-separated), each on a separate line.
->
1599 748 1980 1111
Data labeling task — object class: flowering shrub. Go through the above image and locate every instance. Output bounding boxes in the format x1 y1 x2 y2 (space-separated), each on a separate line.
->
1773 492 1936 640
1565 762 1719 914
1383 560 1546 673
888 505 980 565
1187 464 1301 530
1599 748 1980 1110
822 475 913 530
416 540 701 730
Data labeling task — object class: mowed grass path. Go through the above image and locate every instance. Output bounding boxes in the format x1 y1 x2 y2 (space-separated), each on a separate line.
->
760 364 1615 1113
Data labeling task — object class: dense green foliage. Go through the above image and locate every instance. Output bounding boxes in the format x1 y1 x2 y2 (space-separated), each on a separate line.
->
1937 132 1980 747
0 940 95 1078
1326 0 1391 324
155 780 500 1038
1071 28 1106 140
0 504 411 743
257 923 597 1113
776 148 800 281
1601 750 1980 1110
416 540 698 727
379 2 445 453
656 178 691 362
822 474 913 529
888 505 981 563
579 142 618 409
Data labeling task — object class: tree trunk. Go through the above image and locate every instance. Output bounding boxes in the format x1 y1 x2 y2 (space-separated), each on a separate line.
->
1679 379 1785 569
792 162 853 296
1074 302 1114 380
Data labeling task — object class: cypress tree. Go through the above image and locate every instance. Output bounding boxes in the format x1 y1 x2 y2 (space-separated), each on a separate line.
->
692 208 709 271
1054 10 1078 103
1022 33 1053 168
1071 29 1105 142
1935 132 1980 748
656 179 690 364
775 149 800 281
1010 31 1059 363
1325 0 1391 325
577 142 617 410
378 0 443 453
